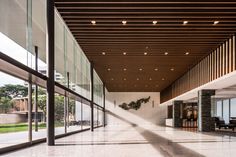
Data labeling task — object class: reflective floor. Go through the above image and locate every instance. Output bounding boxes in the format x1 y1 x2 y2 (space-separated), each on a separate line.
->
3 123 236 157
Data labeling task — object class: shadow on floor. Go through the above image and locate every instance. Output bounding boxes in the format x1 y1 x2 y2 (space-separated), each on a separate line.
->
57 111 204 157
105 111 204 157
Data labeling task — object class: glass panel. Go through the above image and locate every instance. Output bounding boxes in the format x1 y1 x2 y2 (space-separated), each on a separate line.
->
94 106 98 127
67 99 82 132
0 72 28 148
230 98 236 117
94 70 103 106
223 99 230 124
0 0 27 65
82 103 90 129
55 11 65 84
54 93 65 135
216 101 222 118
32 0 47 74
75 101 83 130
32 86 47 140
98 109 103 126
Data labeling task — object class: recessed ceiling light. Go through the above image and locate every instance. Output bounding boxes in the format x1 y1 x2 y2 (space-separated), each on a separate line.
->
183 21 188 25
170 68 174 71
185 52 190 55
123 52 127 55
102 52 106 55
213 21 219 25
153 21 157 25
137 78 139 81
91 20 96 25
122 20 127 25
107 68 111 71
111 78 114 80
162 78 165 81
144 52 148 55
123 68 127 71
139 68 143 71
154 68 158 71
164 52 168 55
123 78 126 81
145 46 149 49
149 78 152 81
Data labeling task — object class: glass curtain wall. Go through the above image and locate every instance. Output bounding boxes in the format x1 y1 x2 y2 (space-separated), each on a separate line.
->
55 10 91 98
0 0 104 151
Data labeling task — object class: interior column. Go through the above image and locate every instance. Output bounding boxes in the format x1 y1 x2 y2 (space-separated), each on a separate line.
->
198 90 215 132
173 100 183 127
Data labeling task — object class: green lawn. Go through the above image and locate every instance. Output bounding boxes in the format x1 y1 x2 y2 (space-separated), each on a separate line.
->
0 121 64 134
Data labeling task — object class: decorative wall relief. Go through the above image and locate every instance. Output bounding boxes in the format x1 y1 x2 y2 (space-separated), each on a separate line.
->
118 96 150 110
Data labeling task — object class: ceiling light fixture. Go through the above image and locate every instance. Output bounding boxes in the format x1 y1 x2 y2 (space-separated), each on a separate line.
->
154 68 158 71
162 78 165 81
123 52 127 55
91 20 96 25
149 78 152 81
123 78 127 81
123 68 127 71
185 52 189 55
183 21 188 25
164 52 168 55
137 78 139 81
170 68 174 71
111 78 114 80
213 21 219 25
153 21 157 25
144 52 148 55
122 20 127 25
102 52 106 55
107 68 111 71
139 68 143 71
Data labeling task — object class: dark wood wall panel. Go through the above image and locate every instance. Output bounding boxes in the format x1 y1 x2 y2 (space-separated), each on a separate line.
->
161 35 236 103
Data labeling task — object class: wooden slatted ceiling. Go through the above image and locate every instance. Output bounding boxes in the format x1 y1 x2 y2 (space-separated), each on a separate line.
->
55 0 236 92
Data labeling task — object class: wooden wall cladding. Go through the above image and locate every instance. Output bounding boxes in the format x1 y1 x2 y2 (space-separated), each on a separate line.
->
160 35 236 103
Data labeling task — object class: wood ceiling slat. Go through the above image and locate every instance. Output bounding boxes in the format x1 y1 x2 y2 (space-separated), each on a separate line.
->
55 0 236 92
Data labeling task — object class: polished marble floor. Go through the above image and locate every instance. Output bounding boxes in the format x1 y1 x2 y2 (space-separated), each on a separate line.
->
2 123 236 157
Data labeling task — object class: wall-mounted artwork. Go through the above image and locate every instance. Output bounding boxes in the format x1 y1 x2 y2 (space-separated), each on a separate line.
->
119 96 150 110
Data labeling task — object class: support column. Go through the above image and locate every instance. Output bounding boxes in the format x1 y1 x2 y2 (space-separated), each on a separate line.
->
46 0 55 146
34 46 38 132
103 84 106 127
28 75 32 143
64 92 67 133
67 72 70 128
173 100 183 127
90 62 94 131
198 90 215 132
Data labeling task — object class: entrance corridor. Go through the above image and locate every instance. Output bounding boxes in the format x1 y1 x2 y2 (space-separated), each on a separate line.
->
3 123 236 157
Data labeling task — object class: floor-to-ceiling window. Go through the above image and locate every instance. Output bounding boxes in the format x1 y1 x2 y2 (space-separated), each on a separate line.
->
214 98 236 124
230 98 236 117
0 0 104 152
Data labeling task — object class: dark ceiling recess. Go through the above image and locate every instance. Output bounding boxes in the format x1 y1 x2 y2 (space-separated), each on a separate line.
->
55 0 236 92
